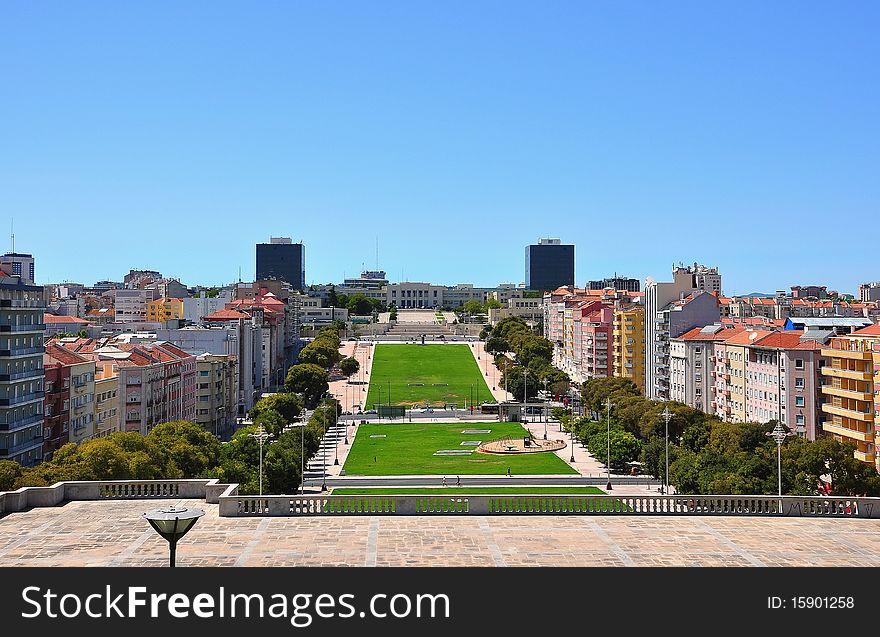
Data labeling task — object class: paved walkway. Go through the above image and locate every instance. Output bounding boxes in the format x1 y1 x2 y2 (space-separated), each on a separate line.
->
2 499 878 567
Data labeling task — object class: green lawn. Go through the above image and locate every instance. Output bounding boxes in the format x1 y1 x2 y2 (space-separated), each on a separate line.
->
343 421 578 475
365 344 494 408
332 487 604 495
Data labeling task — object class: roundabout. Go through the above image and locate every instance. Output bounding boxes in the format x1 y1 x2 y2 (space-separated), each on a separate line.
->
478 436 567 455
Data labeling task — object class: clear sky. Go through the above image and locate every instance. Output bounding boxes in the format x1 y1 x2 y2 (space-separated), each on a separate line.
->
2 2 877 296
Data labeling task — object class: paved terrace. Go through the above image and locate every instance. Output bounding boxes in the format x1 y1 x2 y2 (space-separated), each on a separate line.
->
2 498 879 567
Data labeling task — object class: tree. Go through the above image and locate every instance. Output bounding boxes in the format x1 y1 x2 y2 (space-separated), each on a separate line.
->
501 366 539 401
339 356 360 377
347 293 375 316
485 336 509 355
0 459 23 491
252 409 287 438
460 300 483 315
264 430 305 494
586 427 642 472
147 420 222 477
298 337 341 369
285 364 329 408
251 393 303 424
485 298 502 310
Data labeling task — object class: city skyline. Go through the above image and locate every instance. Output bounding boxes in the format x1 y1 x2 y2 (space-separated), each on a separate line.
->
3 2 878 294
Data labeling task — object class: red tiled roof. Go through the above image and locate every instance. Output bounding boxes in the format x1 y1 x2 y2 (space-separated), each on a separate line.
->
752 331 820 350
44 343 89 366
204 309 251 321
44 313 89 324
851 323 880 336
724 330 774 345
679 326 746 341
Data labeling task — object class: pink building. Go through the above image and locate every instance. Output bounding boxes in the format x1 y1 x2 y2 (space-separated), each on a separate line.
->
746 332 828 440
97 342 196 434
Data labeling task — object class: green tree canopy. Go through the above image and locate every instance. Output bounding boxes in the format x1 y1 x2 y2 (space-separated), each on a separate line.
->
339 356 360 377
285 363 329 408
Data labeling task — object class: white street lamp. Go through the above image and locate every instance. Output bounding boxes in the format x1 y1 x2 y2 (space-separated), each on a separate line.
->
661 406 673 496
605 398 613 491
767 422 795 500
249 424 270 497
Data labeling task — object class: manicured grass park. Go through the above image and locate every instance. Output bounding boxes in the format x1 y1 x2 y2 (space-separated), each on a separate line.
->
343 421 578 475
365 344 495 408
332 487 604 495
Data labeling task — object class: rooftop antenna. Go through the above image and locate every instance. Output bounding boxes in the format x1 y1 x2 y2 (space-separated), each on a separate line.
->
10 218 14 253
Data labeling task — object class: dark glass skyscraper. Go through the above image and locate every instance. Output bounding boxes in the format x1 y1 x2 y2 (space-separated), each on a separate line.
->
256 238 305 290
525 238 574 291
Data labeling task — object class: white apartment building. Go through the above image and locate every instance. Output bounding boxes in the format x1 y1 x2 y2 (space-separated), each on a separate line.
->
114 289 159 323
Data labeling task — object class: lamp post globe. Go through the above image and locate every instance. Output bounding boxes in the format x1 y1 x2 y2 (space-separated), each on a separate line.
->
143 506 205 567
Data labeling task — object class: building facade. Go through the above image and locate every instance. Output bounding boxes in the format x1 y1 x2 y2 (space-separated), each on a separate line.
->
0 272 45 466
146 297 185 323
194 353 238 438
525 238 575 291
612 306 645 394
820 324 880 470
256 237 305 290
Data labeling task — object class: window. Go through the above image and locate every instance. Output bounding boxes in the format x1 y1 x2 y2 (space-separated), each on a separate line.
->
795 396 805 407
796 415 805 425
795 377 805 389
795 359 804 369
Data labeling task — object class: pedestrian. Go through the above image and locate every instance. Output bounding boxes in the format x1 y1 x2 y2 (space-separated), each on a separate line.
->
507 466 511 478
456 476 461 487
442 476 447 487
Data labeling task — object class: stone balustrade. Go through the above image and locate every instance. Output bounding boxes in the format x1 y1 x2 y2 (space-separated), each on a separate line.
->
0 479 239 515
217 493 880 518
2 480 876 519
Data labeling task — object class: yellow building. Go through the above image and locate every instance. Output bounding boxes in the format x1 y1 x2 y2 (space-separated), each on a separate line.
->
821 324 880 470
612 306 645 394
146 297 184 322
94 362 119 438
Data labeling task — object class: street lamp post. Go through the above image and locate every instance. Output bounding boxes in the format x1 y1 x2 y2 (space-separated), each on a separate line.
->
605 398 613 491
569 419 576 463
767 422 794 502
143 506 205 568
661 406 673 496
543 378 549 439
249 424 269 497
334 398 340 465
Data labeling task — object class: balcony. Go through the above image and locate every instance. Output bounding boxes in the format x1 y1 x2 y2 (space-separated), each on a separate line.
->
822 422 873 443
821 386 873 402
0 390 45 406
822 367 873 381
821 348 873 360
0 368 44 382
0 299 44 309
854 450 876 463
0 346 43 357
821 404 874 422
0 436 44 458
0 413 44 431
0 323 46 333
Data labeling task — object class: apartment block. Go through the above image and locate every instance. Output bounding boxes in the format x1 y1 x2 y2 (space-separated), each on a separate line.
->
0 270 45 466
114 289 159 323
820 324 880 470
42 359 69 460
670 325 745 415
44 344 96 444
146 297 185 323
194 353 238 438
93 363 119 438
612 306 645 394
645 264 721 400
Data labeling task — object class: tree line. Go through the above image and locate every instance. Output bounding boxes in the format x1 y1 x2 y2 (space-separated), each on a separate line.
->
569 377 880 496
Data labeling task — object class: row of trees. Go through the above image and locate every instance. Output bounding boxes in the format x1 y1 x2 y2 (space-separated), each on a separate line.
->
569 377 880 496
0 317 356 496
482 316 569 400
326 288 386 315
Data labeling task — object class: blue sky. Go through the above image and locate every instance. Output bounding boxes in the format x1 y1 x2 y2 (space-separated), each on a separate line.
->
1 2 877 296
